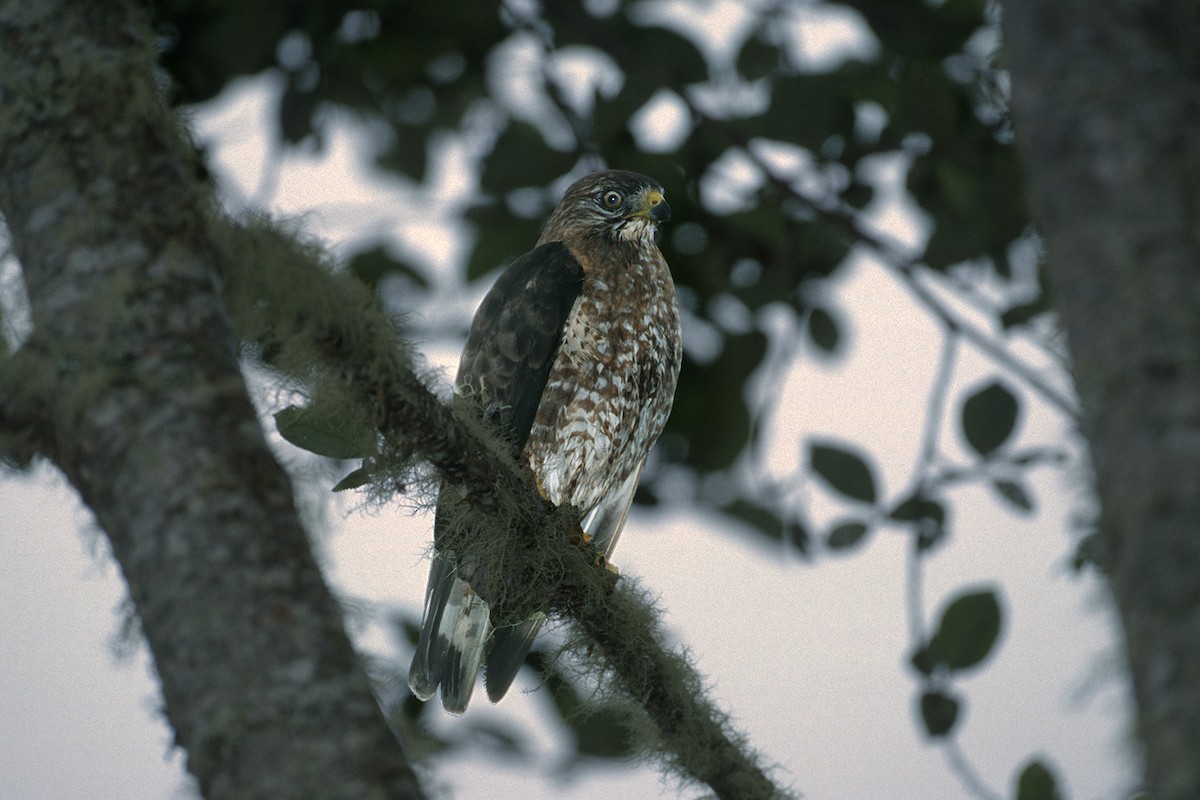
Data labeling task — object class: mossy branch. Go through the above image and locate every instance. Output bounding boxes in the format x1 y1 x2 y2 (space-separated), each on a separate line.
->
215 216 793 800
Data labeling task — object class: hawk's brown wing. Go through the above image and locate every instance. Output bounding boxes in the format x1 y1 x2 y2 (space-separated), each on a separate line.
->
410 241 583 713
454 240 585 452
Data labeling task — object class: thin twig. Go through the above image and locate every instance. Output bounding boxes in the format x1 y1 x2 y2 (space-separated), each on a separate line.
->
888 258 1077 419
943 739 1004 800
797 179 1078 419
898 307 1008 800
918 333 960 476
904 333 959 644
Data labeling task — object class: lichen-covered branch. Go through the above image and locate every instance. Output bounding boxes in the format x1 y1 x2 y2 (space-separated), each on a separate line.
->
1002 3 1200 798
0 2 423 799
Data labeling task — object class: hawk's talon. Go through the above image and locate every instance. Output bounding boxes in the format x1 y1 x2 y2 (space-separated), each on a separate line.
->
569 528 611 570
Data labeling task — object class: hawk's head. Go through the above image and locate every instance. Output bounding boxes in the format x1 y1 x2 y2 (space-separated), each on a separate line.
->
539 169 670 246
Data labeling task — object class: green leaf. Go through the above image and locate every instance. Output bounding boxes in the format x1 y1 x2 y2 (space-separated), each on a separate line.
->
810 440 878 504
890 494 939 521
571 706 636 760
722 499 779 535
332 466 373 492
346 245 429 291
806 306 841 355
531 652 635 762
909 645 935 677
464 205 543 281
991 478 1035 515
1000 297 1049 330
848 0 984 61
783 519 811 556
275 404 372 460
826 520 870 551
909 135 1030 271
667 331 768 471
961 380 1019 457
642 26 709 86
842 180 875 209
736 34 781 79
279 82 318 145
1015 759 1063 800
749 71 857 150
394 612 423 648
374 122 429 183
918 689 960 738
480 121 575 194
721 499 811 555
928 588 1003 672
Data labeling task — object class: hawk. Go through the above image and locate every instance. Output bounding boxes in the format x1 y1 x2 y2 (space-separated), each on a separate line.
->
408 170 682 713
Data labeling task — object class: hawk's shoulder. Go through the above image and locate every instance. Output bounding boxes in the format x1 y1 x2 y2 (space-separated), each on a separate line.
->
455 241 585 451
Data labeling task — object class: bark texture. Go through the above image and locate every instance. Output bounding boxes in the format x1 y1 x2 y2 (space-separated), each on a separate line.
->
0 2 424 798
1002 3 1200 797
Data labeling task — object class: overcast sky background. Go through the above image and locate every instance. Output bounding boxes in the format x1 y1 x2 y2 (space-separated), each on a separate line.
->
1 10 1139 800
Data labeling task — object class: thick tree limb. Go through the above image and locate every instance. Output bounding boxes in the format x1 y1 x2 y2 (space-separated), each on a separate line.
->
1002 3 1200 798
0 2 424 798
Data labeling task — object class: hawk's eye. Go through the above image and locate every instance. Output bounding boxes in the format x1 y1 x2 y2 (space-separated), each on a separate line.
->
602 190 623 209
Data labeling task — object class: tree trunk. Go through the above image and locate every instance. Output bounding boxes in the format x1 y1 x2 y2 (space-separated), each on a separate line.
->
0 2 424 797
1002 3 1200 798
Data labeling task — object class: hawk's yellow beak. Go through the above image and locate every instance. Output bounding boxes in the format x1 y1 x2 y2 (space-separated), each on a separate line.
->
630 190 671 224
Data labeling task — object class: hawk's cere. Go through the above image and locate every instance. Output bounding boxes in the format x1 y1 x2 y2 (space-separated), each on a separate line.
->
408 170 683 713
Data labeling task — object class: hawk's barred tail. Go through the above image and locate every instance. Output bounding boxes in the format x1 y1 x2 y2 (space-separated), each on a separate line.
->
407 551 492 714
407 552 453 701
484 614 546 703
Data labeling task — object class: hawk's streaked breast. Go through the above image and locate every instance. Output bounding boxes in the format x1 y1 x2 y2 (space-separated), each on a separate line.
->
528 244 681 513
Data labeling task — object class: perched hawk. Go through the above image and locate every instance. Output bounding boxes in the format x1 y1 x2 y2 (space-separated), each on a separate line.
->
408 170 682 713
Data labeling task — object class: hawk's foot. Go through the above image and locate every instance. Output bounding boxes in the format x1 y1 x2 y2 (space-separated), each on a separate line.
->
569 529 615 574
